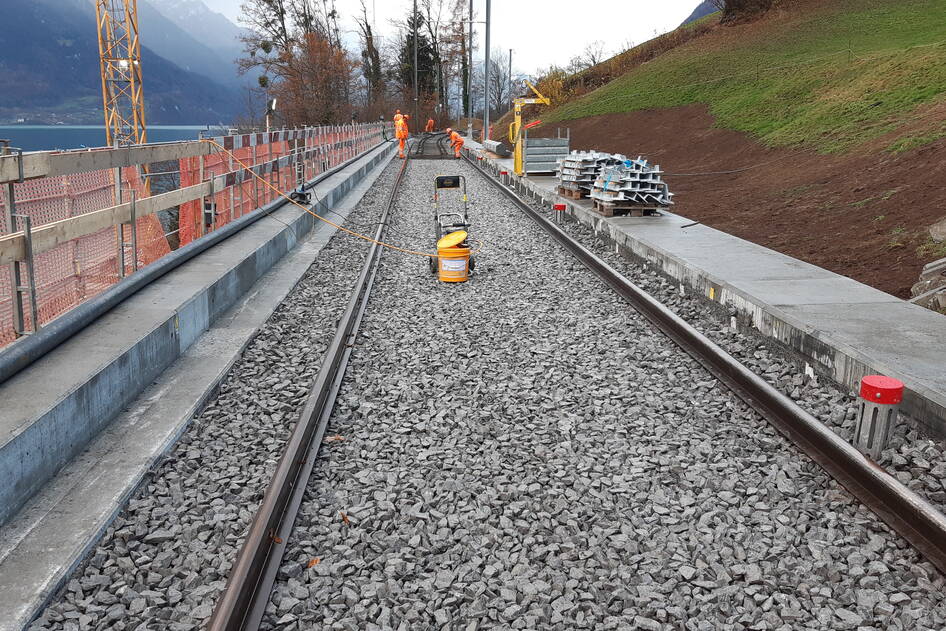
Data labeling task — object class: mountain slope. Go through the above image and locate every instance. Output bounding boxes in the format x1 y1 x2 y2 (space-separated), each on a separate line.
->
146 0 248 86
0 0 241 124
681 1 720 25
550 0 946 152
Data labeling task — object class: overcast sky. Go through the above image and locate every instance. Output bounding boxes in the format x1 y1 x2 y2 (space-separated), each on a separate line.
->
203 0 703 74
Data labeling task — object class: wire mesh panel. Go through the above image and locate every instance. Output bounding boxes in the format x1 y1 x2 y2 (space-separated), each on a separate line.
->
0 124 387 348
0 166 171 346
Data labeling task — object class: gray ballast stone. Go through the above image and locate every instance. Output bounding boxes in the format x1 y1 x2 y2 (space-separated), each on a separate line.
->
255 159 946 630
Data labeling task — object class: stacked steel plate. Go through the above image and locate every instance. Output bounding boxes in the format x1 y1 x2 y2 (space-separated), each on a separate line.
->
590 157 674 210
556 151 624 196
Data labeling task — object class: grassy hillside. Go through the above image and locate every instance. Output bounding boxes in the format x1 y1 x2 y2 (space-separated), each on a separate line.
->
546 0 946 153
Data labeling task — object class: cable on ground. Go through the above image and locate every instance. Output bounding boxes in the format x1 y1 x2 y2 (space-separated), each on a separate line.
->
203 138 440 259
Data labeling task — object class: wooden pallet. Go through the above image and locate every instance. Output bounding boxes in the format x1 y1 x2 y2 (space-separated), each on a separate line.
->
557 185 589 200
592 199 659 218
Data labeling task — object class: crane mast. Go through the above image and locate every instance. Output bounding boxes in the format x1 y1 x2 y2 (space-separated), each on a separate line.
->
95 0 148 147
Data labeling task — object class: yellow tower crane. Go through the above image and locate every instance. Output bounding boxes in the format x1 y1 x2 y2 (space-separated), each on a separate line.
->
95 0 148 148
508 80 550 177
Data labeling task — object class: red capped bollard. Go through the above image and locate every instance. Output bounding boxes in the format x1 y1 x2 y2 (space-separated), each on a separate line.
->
853 375 904 460
553 203 566 225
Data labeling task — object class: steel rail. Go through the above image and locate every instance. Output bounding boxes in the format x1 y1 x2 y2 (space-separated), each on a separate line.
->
463 152 946 576
412 133 430 156
207 153 409 631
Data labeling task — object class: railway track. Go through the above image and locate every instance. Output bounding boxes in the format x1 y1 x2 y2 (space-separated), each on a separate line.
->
30 151 946 630
413 132 450 159
217 154 946 629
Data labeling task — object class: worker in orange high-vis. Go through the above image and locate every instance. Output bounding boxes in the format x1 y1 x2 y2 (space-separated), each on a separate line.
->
449 128 464 159
394 109 403 123
395 114 410 159
425 117 435 133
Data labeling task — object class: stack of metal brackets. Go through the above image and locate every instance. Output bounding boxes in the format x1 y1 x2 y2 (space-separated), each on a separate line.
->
591 157 674 209
557 151 624 195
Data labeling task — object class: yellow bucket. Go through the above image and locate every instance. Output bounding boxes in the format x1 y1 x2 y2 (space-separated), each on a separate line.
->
437 231 470 283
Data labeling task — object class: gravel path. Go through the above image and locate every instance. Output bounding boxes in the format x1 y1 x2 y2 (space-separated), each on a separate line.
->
27 159 402 631
261 158 946 631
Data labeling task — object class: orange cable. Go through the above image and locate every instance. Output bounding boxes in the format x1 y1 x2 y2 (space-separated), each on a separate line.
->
203 138 440 258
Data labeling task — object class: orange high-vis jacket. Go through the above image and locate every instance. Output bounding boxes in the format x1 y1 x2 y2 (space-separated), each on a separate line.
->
395 119 409 140
426 118 435 132
450 131 463 147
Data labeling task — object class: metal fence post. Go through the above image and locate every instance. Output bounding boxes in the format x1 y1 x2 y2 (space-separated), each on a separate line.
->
252 145 259 210
228 150 235 224
13 214 39 333
2 144 26 337
129 190 138 272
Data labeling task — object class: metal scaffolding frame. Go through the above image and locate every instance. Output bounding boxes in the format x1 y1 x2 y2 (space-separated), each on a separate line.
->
95 0 148 148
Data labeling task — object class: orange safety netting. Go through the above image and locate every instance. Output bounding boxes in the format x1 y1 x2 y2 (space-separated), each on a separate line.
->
178 126 380 245
0 167 169 347
0 124 386 349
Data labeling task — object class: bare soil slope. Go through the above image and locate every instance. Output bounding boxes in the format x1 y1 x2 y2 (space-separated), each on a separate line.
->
554 106 946 297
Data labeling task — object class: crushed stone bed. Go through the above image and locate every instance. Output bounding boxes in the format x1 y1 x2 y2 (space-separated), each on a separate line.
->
260 159 946 631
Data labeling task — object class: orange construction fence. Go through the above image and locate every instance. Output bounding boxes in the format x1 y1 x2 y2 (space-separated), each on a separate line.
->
0 123 388 349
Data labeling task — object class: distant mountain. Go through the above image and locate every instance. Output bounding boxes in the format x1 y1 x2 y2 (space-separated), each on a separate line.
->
681 1 721 26
0 0 242 125
145 0 249 87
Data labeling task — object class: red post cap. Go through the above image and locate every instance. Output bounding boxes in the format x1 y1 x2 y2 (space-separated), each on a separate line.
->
499 170 508 175
860 375 904 405
553 203 566 211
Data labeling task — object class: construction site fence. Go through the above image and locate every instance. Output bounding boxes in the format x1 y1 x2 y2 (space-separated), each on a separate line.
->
0 123 390 349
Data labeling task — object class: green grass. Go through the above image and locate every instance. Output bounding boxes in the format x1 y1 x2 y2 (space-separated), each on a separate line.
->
917 238 946 259
887 123 946 152
547 0 946 153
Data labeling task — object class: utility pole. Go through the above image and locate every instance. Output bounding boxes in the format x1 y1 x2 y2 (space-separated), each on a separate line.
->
483 0 490 141
466 0 473 140
508 48 513 111
413 0 419 125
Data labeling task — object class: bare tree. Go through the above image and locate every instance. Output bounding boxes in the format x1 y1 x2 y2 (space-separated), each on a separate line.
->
581 40 608 68
238 0 355 125
422 0 448 107
355 1 384 107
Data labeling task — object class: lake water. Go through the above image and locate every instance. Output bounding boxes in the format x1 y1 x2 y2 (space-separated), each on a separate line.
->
0 126 214 152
